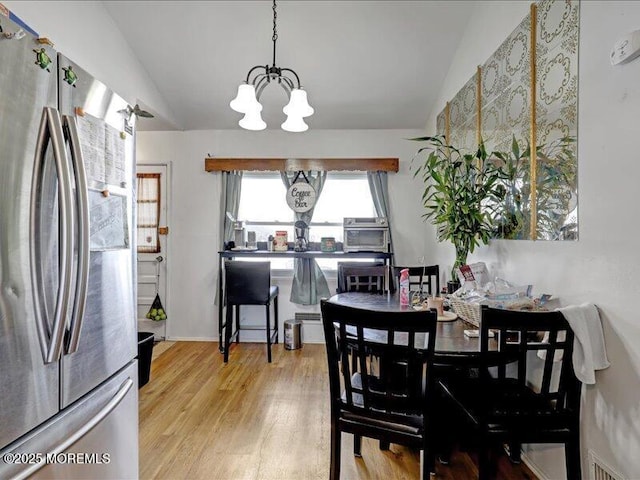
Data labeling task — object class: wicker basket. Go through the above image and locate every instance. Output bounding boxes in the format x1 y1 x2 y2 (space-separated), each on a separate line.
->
449 298 480 327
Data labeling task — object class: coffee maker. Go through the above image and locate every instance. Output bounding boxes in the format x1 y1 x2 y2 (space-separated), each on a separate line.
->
294 220 308 252
225 212 245 249
233 221 246 247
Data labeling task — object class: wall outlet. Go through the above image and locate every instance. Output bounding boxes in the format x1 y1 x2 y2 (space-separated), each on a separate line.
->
610 29 640 65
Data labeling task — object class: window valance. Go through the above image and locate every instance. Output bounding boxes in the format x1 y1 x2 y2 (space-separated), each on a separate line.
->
204 158 398 173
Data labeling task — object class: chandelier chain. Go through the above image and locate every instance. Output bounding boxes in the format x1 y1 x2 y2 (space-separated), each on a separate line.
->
272 0 278 43
271 0 278 67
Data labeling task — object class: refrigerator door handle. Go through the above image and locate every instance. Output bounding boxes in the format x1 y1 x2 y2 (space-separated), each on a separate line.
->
62 114 90 354
30 107 75 364
11 377 134 480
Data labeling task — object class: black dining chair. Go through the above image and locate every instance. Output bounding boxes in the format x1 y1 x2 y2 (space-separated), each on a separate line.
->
336 261 384 293
392 265 440 297
437 305 582 480
337 262 388 294
223 261 279 363
320 299 438 480
338 261 394 452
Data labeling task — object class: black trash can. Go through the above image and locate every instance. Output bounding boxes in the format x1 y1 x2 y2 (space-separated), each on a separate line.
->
137 332 155 388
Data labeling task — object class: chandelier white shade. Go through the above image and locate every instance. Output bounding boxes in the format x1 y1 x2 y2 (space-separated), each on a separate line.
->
283 88 314 118
281 115 308 133
239 110 267 131
230 0 313 132
230 84 262 114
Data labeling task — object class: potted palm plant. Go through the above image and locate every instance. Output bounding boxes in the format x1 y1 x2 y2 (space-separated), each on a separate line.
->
411 136 503 288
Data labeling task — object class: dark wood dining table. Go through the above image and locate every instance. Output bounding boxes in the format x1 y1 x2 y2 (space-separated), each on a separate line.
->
327 292 496 367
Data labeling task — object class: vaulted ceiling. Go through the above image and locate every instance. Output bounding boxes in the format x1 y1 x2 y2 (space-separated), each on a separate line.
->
103 1 474 131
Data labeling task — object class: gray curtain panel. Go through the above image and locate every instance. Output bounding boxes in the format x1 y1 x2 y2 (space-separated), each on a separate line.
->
281 170 331 305
216 171 243 307
367 171 394 254
219 170 243 249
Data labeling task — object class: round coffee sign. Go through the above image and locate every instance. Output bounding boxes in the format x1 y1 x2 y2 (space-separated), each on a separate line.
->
286 182 316 213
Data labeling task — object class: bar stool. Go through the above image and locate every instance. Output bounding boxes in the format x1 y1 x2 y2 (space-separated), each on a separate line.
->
223 261 279 363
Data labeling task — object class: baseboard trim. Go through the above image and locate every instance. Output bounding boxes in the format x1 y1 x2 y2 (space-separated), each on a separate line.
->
166 336 218 342
165 335 325 344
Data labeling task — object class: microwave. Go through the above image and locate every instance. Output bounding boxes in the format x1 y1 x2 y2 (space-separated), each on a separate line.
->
343 217 389 252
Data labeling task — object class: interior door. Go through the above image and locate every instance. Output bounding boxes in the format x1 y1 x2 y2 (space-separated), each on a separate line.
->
136 164 168 340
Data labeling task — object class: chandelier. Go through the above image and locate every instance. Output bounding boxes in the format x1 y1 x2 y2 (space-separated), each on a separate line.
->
230 0 314 132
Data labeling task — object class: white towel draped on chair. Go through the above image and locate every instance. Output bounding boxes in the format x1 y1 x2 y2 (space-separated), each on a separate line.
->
538 303 610 384
560 303 610 384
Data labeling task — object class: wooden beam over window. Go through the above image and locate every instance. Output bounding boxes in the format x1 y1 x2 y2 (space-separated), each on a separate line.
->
204 157 399 173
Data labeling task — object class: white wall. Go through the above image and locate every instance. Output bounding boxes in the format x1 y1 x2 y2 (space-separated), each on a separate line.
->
427 1 640 478
136 129 434 342
3 1 177 128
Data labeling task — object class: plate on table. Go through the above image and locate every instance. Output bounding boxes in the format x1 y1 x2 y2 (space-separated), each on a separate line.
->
437 311 458 322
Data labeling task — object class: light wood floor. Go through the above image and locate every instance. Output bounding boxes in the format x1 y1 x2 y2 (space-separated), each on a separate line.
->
139 342 537 480
151 341 176 361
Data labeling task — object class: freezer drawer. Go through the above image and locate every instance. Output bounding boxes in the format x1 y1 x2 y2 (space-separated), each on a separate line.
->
0 362 138 480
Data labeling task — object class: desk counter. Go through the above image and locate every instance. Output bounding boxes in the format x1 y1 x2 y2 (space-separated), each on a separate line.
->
219 250 393 260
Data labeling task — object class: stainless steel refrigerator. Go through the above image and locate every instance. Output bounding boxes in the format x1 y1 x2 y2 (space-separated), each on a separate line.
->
1 11 138 480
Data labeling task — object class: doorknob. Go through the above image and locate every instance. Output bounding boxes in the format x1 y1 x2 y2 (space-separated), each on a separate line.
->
156 256 164 263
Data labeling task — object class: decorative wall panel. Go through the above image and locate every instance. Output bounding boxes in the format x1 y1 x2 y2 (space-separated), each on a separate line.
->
481 14 532 239
449 74 478 153
481 15 531 154
432 0 579 241
535 0 579 240
436 108 447 138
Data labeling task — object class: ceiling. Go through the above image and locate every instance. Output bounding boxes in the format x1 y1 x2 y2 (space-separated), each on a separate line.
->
103 1 474 132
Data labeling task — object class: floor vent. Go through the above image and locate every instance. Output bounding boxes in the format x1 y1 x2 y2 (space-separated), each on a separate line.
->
590 450 624 480
294 312 321 323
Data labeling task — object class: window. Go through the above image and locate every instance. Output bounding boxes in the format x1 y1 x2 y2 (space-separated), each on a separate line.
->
237 172 377 270
137 173 161 253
